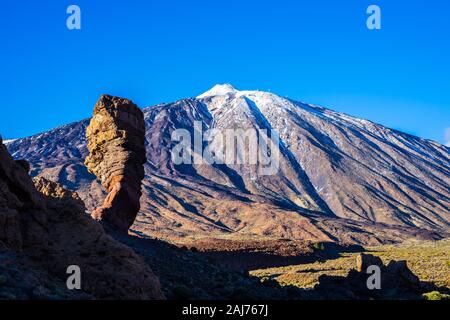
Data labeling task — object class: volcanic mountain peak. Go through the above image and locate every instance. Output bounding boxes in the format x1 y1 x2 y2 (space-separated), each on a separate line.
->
197 85 363 129
197 83 239 98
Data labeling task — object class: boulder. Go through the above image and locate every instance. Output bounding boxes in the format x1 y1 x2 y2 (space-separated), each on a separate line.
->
386 260 421 285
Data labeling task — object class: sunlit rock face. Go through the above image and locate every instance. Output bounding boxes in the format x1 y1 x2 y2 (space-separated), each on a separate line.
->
85 94 147 232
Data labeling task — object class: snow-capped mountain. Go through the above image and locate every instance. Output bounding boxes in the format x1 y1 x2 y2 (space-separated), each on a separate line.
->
197 85 450 230
6 84 450 244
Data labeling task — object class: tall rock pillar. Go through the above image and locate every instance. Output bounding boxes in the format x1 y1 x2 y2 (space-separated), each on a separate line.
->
85 94 147 231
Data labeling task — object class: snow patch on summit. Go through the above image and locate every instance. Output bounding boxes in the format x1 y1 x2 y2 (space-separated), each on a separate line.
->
3 139 17 145
197 84 239 98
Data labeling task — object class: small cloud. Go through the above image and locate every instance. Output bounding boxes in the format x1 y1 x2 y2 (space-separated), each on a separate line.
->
445 128 450 147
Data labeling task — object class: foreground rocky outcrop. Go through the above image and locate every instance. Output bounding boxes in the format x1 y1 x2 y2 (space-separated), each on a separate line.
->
0 137 163 299
85 94 147 232
313 253 440 299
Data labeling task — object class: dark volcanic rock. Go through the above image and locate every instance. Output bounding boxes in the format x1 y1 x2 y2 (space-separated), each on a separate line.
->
85 94 147 232
356 253 384 272
0 141 45 248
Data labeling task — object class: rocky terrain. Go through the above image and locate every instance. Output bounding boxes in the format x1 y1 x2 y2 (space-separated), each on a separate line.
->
0 135 389 301
0 136 163 299
0 131 289 300
6 85 449 245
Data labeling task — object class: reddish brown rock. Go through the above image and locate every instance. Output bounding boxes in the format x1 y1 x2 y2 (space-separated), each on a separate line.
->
85 94 147 231
0 137 163 299
33 176 87 213
34 177 163 299
0 140 45 248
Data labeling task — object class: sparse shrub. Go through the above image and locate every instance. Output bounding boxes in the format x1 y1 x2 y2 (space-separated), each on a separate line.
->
260 277 278 287
422 291 450 300
313 243 325 251
230 287 250 300
0 275 7 286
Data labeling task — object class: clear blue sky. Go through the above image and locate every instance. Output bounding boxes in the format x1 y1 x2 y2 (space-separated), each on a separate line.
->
1 0 449 144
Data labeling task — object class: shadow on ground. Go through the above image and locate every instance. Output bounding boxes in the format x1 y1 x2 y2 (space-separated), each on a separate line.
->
108 228 450 300
195 242 364 271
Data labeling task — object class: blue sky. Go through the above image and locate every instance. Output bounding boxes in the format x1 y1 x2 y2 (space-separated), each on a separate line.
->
1 0 449 144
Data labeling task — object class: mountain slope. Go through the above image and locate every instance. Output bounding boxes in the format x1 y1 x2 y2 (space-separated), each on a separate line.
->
6 85 450 244
197 87 450 231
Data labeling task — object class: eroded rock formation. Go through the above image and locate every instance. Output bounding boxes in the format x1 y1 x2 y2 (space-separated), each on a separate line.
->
85 94 147 232
0 137 163 299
